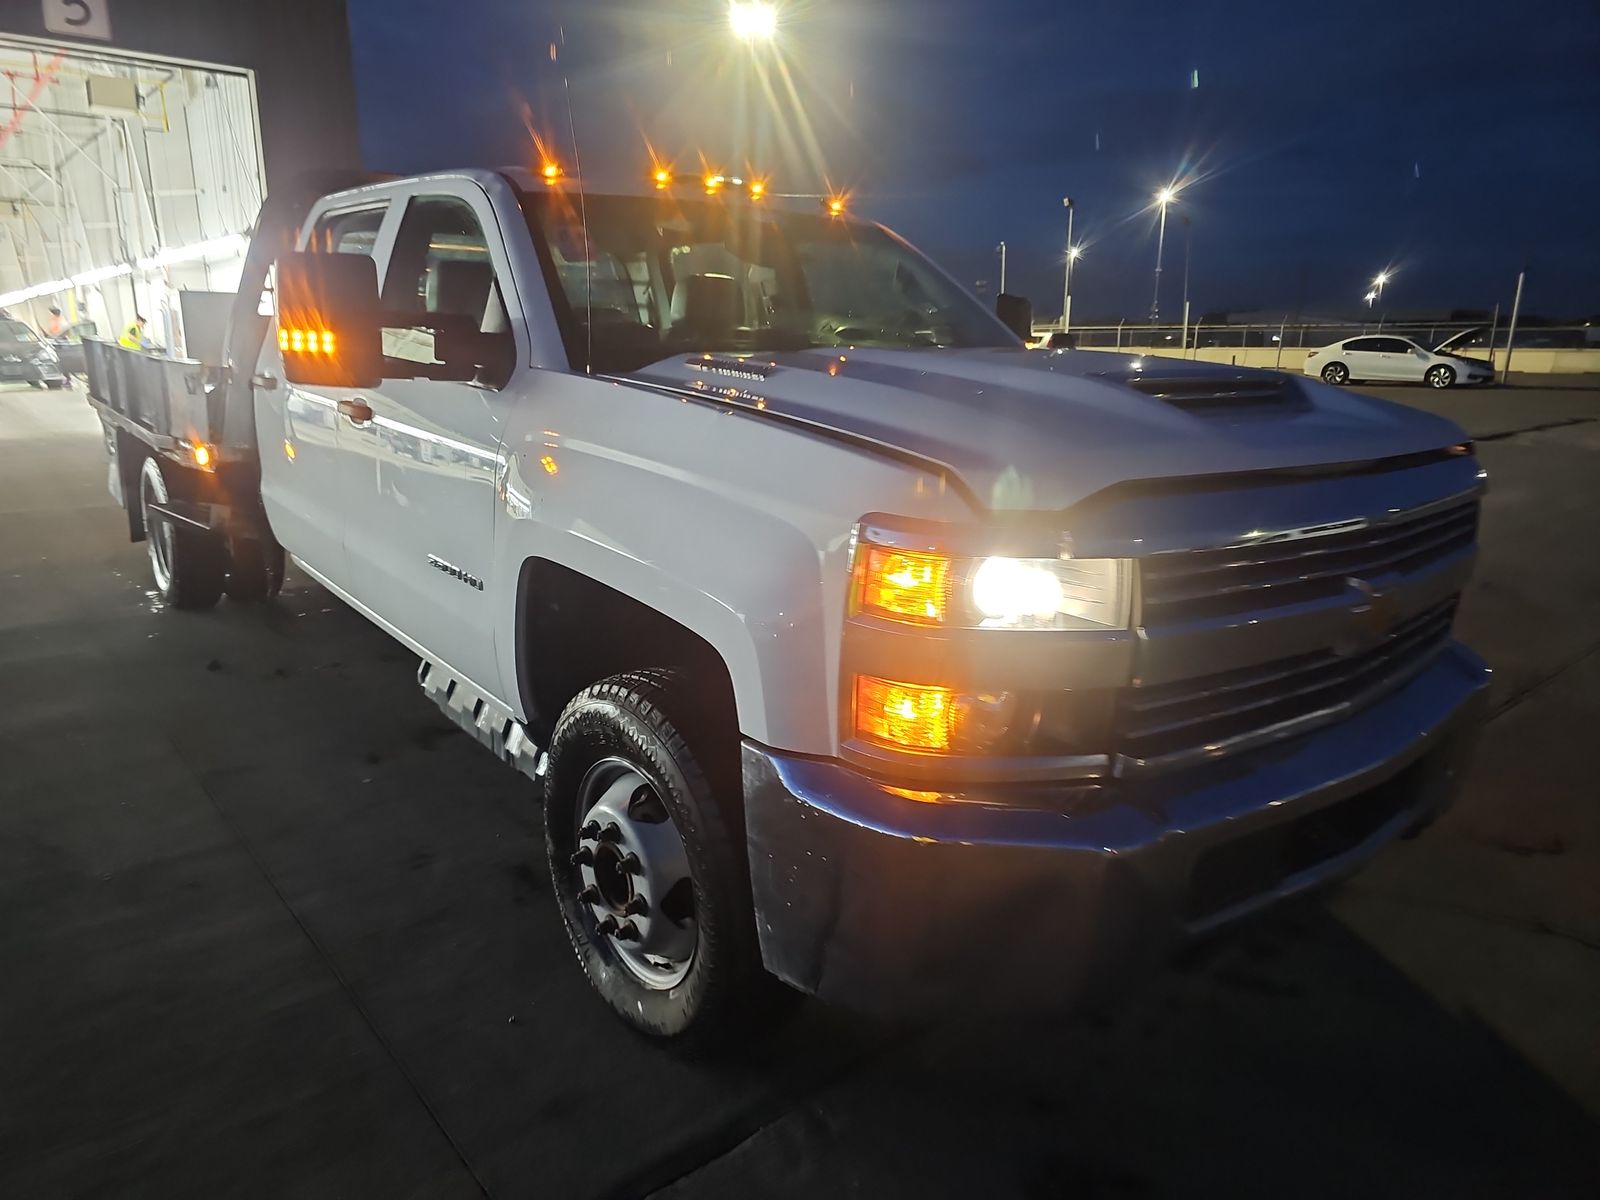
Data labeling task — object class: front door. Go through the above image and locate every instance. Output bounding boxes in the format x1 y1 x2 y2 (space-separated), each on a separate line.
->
1369 337 1420 381
258 202 392 587
340 185 522 697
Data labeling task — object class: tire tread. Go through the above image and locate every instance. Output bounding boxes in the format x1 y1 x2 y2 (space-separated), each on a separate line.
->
543 668 766 1048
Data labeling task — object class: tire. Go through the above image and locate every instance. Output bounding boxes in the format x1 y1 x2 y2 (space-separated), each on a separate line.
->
27 379 43 389
224 536 286 603
1426 364 1455 389
45 378 67 390
1320 362 1350 385
138 456 224 610
543 669 765 1045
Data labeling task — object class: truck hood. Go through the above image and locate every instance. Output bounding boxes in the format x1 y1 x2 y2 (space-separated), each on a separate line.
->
624 348 1469 512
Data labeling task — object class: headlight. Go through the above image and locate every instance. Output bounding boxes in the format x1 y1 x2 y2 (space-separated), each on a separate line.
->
970 556 1130 630
31 346 57 363
851 525 1132 632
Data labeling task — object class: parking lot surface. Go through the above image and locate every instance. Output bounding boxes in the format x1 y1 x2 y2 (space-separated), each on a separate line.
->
3 377 1597 1198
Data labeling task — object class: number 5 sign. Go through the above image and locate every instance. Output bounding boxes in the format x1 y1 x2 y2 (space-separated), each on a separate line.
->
43 0 112 41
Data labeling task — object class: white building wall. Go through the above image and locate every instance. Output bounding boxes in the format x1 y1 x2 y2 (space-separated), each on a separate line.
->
0 46 262 356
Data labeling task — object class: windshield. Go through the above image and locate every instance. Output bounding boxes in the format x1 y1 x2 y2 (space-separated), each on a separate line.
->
519 191 1015 373
0 319 36 341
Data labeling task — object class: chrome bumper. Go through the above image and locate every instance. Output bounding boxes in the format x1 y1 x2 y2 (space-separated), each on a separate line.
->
743 642 1490 1015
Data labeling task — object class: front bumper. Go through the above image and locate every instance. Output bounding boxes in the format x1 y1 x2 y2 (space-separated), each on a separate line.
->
743 641 1490 1015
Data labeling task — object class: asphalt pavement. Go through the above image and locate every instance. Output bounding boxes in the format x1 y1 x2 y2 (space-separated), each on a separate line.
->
2 376 1597 1198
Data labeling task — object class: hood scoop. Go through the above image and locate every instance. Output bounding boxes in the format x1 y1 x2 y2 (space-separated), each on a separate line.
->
1115 371 1306 413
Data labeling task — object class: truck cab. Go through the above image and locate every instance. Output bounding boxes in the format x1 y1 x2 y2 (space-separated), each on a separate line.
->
91 168 1492 1043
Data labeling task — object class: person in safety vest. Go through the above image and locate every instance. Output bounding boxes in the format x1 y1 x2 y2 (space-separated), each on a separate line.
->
118 315 150 350
43 306 68 338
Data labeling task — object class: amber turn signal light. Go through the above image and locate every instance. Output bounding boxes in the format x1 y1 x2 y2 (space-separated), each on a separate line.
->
278 327 337 355
854 675 955 753
854 545 951 625
853 675 1021 756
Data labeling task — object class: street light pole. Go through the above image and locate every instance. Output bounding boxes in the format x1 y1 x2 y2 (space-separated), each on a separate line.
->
1061 197 1074 334
1501 269 1525 384
1180 213 1191 354
997 241 1007 294
1150 187 1176 323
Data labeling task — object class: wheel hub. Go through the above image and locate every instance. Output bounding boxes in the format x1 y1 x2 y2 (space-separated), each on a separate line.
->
573 758 696 990
140 463 175 594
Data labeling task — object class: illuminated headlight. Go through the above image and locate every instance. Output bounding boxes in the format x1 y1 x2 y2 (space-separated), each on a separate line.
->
851 522 1133 631
970 556 1131 630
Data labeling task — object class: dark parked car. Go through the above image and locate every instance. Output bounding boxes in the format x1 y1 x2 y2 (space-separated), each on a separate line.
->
0 317 68 388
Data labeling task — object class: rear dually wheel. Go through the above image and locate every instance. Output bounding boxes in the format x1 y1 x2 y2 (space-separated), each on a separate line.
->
138 456 223 610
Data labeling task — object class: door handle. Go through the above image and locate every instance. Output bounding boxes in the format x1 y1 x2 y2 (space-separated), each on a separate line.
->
337 398 374 424
250 373 278 391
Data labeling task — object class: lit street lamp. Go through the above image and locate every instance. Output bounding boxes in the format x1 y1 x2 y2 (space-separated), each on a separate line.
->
1364 289 1378 309
728 3 777 167
728 1 777 41
1150 185 1179 323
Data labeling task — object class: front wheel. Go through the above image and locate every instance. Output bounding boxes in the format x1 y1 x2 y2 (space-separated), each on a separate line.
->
543 669 765 1044
1426 364 1456 389
45 378 67 390
138 456 224 610
1320 362 1350 385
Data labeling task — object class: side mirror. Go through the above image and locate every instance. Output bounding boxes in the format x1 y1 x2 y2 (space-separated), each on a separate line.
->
996 293 1033 342
276 251 381 388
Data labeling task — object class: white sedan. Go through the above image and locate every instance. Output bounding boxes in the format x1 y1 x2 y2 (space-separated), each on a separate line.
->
1303 335 1495 388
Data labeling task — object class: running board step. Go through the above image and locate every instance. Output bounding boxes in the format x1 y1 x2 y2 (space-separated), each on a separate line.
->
418 659 545 783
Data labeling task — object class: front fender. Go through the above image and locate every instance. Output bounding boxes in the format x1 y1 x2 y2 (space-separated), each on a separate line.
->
490 371 978 754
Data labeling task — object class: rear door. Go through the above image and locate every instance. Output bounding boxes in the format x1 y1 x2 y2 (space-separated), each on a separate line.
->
1340 337 1385 379
257 201 394 586
340 183 523 695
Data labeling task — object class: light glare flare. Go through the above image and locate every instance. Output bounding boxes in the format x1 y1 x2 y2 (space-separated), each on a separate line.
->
729 1 778 41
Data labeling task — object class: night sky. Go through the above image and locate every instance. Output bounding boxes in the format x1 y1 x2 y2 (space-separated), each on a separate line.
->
346 0 1599 321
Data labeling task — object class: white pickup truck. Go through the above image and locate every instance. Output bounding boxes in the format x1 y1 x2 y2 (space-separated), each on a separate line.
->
87 168 1491 1043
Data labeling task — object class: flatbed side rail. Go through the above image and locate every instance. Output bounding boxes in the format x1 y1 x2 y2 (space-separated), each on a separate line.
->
83 339 215 445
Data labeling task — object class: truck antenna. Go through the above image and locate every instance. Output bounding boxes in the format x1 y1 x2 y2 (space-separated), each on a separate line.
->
557 23 592 373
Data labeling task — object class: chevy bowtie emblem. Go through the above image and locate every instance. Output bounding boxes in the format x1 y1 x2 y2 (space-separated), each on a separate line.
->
1333 576 1398 657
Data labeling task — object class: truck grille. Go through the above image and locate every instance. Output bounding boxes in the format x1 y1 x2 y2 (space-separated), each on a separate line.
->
1117 599 1457 772
1139 496 1478 624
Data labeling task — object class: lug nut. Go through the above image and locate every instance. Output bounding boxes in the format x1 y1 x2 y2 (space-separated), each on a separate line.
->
579 820 601 840
615 920 641 942
597 822 623 844
623 896 649 917
578 885 600 905
569 846 594 867
595 915 618 936
616 852 642 876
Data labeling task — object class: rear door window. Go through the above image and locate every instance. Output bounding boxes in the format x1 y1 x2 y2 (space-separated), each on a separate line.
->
308 205 387 257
